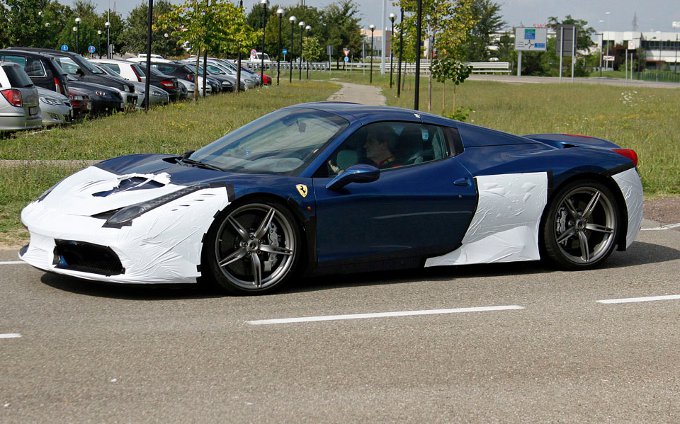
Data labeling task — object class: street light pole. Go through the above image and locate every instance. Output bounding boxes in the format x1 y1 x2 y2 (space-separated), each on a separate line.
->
298 20 304 80
289 16 296 83
97 30 102 58
305 25 311 79
276 8 283 85
397 7 404 98
105 21 110 58
369 24 375 83
389 13 395 88
260 0 268 85
414 0 423 110
75 17 81 54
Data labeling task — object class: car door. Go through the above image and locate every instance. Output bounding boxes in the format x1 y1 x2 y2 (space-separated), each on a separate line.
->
311 121 477 268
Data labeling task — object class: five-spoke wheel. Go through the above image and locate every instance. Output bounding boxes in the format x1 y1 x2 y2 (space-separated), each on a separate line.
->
203 201 299 294
543 181 620 269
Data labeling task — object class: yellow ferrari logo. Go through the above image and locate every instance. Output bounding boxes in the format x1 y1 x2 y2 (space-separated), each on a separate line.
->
296 184 308 198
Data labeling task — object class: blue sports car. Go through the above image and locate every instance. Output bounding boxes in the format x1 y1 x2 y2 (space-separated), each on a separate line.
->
20 102 643 294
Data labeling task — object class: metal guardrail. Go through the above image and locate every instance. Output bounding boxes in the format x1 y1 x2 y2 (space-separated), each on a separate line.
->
241 61 511 75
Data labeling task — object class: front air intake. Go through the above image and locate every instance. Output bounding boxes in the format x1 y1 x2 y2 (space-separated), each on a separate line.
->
53 240 125 276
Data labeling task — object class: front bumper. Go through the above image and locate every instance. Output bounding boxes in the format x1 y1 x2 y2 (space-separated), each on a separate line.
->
20 167 231 284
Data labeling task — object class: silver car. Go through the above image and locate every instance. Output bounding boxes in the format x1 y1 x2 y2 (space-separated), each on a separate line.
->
37 86 72 126
0 62 41 132
93 63 169 108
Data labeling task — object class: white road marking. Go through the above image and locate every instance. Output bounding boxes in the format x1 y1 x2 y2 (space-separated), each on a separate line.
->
0 333 22 339
247 305 525 325
0 261 26 265
641 223 680 231
597 294 680 304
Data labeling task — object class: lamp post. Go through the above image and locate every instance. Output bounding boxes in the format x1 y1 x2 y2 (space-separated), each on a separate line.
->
74 17 81 54
604 11 611 71
414 0 423 110
305 25 311 79
260 0 268 85
389 13 395 88
397 7 404 97
369 24 375 83
276 8 283 85
298 20 304 80
289 16 296 83
97 30 102 58
105 21 110 58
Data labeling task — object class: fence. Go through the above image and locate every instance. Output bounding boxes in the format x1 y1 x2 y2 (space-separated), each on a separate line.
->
241 60 510 75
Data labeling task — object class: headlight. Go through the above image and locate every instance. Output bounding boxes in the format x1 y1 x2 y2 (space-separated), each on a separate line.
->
95 90 108 97
40 96 62 106
103 185 203 228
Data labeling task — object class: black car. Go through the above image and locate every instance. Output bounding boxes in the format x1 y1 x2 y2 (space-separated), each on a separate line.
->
147 67 182 101
7 48 137 110
149 61 220 95
0 49 70 97
66 76 124 116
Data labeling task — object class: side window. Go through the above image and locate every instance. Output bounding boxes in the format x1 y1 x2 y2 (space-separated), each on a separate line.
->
0 55 27 67
24 59 47 77
323 122 452 177
101 63 121 74
57 57 81 75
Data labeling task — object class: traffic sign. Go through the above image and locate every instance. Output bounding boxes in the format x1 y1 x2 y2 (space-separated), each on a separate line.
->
344 56 349 63
88 45 96 54
60 44 68 52
282 48 287 55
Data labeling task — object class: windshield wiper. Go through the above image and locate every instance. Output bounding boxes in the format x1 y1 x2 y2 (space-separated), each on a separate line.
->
178 156 224 172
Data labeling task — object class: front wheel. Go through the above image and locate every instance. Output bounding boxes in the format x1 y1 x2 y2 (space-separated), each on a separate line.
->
542 181 620 270
203 201 300 295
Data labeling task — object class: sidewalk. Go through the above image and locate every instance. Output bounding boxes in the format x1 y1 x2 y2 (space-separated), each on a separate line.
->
326 81 387 105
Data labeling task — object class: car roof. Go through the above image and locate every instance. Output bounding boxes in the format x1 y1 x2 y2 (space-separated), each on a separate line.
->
292 102 441 124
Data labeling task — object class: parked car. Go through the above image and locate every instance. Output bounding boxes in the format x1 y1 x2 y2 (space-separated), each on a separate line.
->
0 49 70 97
213 58 261 88
36 86 72 126
65 76 125 115
0 61 41 132
19 103 643 295
65 85 91 119
101 58 182 101
182 58 243 91
7 48 138 110
93 63 169 108
144 60 213 96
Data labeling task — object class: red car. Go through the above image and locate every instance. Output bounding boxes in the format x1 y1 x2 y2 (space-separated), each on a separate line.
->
258 72 272 85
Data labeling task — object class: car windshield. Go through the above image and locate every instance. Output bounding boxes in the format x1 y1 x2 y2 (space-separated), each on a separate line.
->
189 108 349 175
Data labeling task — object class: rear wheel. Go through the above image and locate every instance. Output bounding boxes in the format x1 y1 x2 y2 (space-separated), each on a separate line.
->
542 181 620 270
203 201 300 295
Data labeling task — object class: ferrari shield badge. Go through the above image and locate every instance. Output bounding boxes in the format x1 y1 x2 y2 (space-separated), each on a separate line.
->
296 184 308 198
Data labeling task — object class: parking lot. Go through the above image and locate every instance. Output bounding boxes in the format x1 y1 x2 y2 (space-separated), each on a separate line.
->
1 219 678 423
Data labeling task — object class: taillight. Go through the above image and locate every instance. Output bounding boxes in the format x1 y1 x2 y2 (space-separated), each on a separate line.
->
54 77 64 95
131 66 142 82
186 74 194 81
613 148 638 167
161 80 174 88
1 89 22 107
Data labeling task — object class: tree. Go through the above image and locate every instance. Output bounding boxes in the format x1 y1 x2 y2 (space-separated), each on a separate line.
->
4 0 51 47
0 1 10 47
459 0 504 61
121 0 179 56
546 15 596 77
320 0 362 69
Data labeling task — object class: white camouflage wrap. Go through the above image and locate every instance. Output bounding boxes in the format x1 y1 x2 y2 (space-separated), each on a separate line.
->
425 172 548 267
612 167 644 248
20 166 231 284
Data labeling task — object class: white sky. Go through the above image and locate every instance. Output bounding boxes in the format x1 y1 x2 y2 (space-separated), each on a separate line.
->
86 0 680 33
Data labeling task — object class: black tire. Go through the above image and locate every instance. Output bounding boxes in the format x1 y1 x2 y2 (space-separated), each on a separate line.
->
202 200 300 295
542 180 620 270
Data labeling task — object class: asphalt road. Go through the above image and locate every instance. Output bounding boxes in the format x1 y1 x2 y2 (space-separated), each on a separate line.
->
1 219 679 423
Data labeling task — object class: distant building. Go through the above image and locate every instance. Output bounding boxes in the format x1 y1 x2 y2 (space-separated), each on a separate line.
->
601 31 679 71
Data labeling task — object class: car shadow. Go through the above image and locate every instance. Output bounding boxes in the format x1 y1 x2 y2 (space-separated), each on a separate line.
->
39 241 678 299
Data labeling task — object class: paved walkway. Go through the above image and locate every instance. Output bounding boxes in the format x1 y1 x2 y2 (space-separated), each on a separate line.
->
326 81 387 105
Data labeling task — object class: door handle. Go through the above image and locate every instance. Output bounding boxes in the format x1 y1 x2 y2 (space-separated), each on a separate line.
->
453 178 469 186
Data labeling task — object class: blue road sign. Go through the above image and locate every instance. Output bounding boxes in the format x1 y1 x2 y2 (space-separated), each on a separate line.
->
61 44 69 52
282 48 288 55
344 56 349 63
88 45 96 54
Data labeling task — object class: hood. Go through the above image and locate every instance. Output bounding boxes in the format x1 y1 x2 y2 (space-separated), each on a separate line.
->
40 154 231 216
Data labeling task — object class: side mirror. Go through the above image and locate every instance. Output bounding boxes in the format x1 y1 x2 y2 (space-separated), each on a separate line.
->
326 164 380 191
